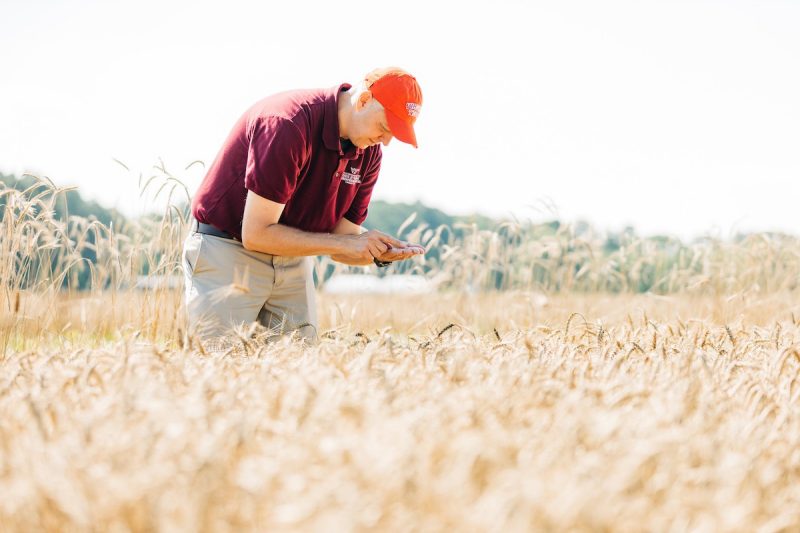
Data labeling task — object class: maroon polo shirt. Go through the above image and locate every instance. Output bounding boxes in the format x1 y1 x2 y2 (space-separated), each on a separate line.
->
191 83 382 241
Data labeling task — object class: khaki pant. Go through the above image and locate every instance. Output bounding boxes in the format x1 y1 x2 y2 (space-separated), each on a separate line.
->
182 231 318 342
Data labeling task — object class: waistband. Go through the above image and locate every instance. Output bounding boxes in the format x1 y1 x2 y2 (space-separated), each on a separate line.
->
192 219 236 240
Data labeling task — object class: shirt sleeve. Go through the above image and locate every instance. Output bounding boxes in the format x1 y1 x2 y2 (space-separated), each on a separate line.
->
244 116 307 204
344 147 382 225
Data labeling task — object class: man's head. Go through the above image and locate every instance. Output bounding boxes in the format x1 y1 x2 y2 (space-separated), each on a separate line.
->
340 67 423 150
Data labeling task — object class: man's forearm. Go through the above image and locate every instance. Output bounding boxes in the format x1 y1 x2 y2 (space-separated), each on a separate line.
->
330 253 373 266
241 217 404 265
242 223 346 256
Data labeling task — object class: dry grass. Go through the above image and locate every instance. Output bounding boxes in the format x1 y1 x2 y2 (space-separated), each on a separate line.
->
2 293 800 532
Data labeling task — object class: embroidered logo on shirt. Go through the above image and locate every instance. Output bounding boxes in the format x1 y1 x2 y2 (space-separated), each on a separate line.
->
340 166 361 185
406 103 421 117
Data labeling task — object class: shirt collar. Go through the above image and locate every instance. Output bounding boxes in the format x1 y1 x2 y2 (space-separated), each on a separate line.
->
323 83 364 158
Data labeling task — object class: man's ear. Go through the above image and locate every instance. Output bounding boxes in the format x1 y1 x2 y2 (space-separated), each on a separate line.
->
356 90 373 111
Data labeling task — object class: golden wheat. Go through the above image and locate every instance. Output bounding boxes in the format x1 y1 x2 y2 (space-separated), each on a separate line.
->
2 296 800 531
3 177 800 531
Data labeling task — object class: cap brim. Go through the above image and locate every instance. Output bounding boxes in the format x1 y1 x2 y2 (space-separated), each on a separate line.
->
385 108 418 148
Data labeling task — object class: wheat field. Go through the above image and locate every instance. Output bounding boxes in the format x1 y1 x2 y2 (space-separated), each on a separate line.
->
2 292 800 532
3 179 800 531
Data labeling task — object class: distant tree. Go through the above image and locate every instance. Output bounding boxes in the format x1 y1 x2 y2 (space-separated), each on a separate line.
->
364 200 454 235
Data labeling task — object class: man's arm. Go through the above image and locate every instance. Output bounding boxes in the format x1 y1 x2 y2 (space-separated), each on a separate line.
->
240 191 403 264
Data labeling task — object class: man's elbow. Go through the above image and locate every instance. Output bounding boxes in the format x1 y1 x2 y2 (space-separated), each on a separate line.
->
241 234 257 251
241 222 274 252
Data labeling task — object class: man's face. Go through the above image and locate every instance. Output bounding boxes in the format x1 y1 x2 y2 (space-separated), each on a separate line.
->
349 93 394 149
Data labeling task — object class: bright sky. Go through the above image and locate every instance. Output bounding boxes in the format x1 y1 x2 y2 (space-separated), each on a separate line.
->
2 0 798 239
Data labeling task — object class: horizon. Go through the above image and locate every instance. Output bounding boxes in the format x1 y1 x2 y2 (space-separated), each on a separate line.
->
5 169 797 243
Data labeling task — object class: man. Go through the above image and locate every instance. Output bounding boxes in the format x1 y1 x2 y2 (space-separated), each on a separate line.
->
183 67 425 341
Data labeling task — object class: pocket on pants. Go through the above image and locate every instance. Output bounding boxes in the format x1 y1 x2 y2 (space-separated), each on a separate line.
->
182 233 204 276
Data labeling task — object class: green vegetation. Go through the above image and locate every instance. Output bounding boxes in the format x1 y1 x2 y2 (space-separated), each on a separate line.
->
364 199 497 234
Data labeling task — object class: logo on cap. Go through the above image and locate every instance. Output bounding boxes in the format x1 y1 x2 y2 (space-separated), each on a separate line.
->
406 103 421 117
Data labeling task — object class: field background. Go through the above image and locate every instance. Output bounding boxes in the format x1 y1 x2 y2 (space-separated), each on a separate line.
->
2 178 800 531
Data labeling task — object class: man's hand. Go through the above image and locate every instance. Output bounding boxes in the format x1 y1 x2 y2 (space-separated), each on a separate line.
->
334 230 411 264
374 244 425 263
330 218 426 266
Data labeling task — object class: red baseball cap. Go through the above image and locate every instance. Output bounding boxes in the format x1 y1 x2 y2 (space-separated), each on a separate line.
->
366 67 423 148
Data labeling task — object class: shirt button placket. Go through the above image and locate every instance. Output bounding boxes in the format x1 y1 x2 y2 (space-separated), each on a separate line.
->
332 158 347 182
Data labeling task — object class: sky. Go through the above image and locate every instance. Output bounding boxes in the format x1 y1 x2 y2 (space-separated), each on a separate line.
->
1 0 798 240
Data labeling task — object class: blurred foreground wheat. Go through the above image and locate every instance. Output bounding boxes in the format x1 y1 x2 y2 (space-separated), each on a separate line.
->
2 294 800 531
